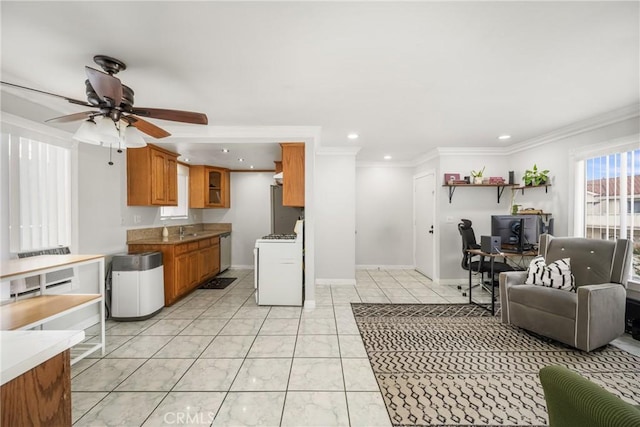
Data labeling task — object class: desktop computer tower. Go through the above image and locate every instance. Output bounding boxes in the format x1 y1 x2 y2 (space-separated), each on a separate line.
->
481 236 501 254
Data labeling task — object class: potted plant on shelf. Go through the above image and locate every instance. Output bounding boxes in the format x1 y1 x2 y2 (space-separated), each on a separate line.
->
471 166 485 184
523 164 549 186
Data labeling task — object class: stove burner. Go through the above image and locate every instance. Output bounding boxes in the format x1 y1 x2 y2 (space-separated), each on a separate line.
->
261 234 297 240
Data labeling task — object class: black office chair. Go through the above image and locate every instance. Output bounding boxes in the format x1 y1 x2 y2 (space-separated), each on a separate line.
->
458 219 514 296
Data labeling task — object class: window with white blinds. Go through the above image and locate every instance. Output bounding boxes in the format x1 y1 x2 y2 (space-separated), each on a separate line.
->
584 148 639 280
160 163 189 219
8 135 72 252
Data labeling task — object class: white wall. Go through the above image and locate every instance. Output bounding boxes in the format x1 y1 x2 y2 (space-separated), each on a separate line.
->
77 143 205 255
427 116 640 283
315 152 356 283
508 116 640 238
355 165 414 267
202 172 272 267
436 154 514 280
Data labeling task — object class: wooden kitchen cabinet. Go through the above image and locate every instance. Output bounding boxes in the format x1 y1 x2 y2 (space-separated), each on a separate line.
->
1 350 71 426
198 240 219 281
127 144 179 206
189 165 231 208
129 235 221 306
280 143 305 207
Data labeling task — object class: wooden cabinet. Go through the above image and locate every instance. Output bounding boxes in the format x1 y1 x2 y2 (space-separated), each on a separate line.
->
197 237 219 280
189 165 231 208
129 236 221 306
127 144 179 206
1 350 71 426
280 143 305 207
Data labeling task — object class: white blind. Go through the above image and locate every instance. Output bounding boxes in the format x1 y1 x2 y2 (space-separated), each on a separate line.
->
584 148 639 279
9 135 71 252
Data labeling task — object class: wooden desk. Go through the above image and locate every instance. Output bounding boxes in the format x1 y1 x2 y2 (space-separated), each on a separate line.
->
466 249 536 315
0 255 105 364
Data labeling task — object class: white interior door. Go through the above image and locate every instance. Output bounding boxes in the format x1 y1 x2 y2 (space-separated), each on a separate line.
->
414 172 435 279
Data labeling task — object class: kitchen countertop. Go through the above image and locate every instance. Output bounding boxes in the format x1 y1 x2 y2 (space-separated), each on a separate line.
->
1 330 85 385
127 230 227 245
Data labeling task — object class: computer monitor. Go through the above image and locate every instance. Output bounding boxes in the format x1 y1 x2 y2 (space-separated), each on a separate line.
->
490 215 541 252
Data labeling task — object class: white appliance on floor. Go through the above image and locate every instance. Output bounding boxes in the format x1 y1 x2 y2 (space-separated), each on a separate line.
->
254 219 303 306
111 252 165 320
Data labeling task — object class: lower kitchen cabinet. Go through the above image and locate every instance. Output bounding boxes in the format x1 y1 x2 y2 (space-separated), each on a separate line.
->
129 236 220 306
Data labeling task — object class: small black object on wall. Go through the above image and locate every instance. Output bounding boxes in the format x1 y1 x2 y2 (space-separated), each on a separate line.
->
508 171 515 184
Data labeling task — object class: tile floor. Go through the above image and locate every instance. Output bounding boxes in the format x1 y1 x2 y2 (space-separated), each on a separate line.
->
71 268 640 426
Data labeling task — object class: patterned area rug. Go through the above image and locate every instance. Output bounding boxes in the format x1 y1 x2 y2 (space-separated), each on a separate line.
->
198 277 236 289
352 303 640 427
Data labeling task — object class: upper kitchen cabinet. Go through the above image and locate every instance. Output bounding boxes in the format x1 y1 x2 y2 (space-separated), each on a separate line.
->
190 165 230 208
127 144 179 206
280 143 305 207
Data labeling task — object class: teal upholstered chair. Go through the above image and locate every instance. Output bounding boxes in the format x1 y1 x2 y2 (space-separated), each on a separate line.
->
539 365 640 427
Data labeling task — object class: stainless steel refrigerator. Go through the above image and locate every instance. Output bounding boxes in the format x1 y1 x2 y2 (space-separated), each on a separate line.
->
271 185 303 234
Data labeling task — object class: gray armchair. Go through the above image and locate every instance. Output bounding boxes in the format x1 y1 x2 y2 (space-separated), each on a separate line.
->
499 234 632 352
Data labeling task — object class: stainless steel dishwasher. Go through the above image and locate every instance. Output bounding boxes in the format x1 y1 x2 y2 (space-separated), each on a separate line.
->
219 232 231 272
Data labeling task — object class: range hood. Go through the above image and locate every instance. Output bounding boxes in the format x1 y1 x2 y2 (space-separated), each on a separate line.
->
273 172 283 185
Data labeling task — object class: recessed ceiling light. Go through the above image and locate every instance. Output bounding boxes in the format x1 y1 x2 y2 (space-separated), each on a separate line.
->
347 133 359 140
222 148 229 153
384 155 392 160
183 158 190 162
498 135 511 140
250 165 254 169
238 158 244 162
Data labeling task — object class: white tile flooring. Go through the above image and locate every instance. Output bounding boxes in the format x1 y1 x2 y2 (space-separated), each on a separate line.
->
71 268 640 426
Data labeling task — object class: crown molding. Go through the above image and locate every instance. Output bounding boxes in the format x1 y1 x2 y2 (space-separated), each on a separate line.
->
1 111 74 141
569 133 640 161
410 148 440 166
506 103 640 155
356 161 416 168
436 146 509 156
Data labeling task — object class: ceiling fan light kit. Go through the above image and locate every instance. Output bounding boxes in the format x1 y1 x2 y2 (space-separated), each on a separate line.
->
2 54 208 165
95 116 120 143
122 124 147 148
72 118 102 145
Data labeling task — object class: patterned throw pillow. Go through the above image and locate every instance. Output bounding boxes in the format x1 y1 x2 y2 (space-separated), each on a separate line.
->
524 256 576 291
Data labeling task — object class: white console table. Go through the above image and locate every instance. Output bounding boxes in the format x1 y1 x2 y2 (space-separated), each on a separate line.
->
0 254 106 364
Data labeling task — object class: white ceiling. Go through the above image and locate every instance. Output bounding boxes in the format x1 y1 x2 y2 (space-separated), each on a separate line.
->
1 1 638 169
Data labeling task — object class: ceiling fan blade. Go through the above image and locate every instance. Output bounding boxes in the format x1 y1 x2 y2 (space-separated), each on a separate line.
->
0 81 93 107
126 115 171 138
46 111 96 123
85 66 122 107
130 107 208 125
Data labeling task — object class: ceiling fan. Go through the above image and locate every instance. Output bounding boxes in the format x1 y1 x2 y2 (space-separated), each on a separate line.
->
1 55 208 142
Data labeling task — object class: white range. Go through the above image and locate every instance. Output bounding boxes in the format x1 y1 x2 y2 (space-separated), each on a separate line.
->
254 219 303 306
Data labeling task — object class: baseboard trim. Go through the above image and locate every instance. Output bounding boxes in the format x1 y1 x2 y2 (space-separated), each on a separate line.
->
231 264 254 270
356 265 415 270
316 278 356 286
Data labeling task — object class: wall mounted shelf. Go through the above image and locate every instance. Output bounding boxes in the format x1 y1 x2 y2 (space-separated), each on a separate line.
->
442 183 518 203
512 184 551 195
